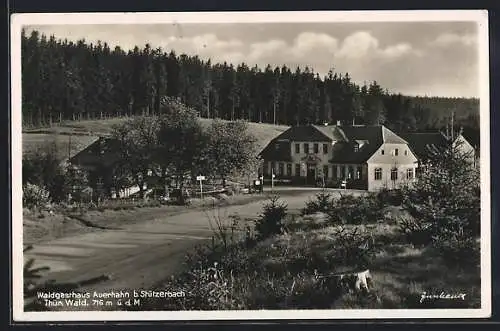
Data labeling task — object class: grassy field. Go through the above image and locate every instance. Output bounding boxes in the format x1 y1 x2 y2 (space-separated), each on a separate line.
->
22 133 99 158
142 194 481 311
22 117 289 157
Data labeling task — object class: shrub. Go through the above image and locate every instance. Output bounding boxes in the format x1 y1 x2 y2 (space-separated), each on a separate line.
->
377 188 403 206
254 195 288 240
24 245 50 310
328 194 384 225
330 226 376 268
22 183 51 210
301 191 335 215
397 217 433 247
431 232 480 267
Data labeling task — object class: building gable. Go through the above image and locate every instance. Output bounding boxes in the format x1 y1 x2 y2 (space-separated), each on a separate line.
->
70 136 122 169
330 125 402 164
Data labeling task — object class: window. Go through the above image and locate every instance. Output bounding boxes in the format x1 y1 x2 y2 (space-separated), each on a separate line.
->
395 148 399 156
314 143 319 153
278 163 284 176
348 166 354 180
304 143 309 154
404 150 408 156
381 149 385 155
263 163 269 175
295 143 300 154
323 165 329 178
323 144 328 154
356 166 362 179
391 168 398 181
275 143 280 151
374 168 382 180
286 163 292 176
271 162 276 174
295 164 301 176
354 144 359 152
340 166 346 179
332 165 338 179
407 168 414 180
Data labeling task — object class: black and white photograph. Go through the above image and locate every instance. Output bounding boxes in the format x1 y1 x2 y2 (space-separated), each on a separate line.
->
11 10 491 321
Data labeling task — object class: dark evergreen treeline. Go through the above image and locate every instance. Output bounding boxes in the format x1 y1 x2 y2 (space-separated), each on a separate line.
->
21 29 480 142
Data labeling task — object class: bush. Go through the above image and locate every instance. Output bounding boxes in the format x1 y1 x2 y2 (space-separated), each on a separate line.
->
24 245 50 310
377 188 403 206
301 191 335 215
330 226 376 268
254 195 287 240
397 217 433 247
432 233 480 267
328 194 384 225
23 183 51 210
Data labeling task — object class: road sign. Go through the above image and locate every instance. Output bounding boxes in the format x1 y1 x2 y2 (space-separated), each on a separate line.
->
197 175 206 199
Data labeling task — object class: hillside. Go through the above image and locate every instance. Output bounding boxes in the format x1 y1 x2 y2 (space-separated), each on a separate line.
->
22 117 290 158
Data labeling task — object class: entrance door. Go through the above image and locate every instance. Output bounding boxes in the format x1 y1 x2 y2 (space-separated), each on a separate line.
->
306 165 316 185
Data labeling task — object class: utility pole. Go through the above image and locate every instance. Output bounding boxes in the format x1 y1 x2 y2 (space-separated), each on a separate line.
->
271 168 275 192
68 133 72 160
451 111 455 140
273 99 276 125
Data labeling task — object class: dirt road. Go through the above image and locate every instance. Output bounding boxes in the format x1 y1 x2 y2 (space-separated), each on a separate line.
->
24 189 362 294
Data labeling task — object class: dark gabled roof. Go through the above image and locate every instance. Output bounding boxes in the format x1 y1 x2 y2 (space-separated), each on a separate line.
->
259 139 292 162
259 125 333 161
260 124 409 164
273 125 333 142
399 132 449 162
70 137 122 168
330 125 409 164
330 126 384 163
312 125 348 142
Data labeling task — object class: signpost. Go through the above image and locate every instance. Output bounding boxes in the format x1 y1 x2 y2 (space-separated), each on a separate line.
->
271 170 275 192
341 179 347 190
196 175 206 199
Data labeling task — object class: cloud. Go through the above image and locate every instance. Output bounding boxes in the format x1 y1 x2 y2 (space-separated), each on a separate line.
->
291 32 339 57
248 39 288 62
431 33 477 47
162 33 245 64
336 31 379 58
336 31 419 60
23 24 479 97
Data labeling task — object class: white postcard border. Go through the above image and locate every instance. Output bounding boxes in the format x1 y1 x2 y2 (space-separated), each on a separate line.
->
10 10 491 322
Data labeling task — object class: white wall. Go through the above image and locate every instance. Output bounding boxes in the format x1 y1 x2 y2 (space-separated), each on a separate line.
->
367 143 418 191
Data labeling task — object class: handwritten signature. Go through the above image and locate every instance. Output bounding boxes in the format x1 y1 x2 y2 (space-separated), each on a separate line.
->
420 291 467 303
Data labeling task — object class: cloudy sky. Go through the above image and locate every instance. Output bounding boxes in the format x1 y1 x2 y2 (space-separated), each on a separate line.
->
25 21 479 98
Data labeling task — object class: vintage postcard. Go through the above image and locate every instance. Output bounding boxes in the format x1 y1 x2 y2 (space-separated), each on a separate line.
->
11 10 491 321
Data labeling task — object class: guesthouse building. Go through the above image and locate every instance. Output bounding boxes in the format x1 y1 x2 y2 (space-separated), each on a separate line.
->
259 124 419 191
